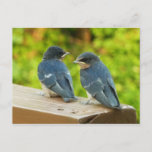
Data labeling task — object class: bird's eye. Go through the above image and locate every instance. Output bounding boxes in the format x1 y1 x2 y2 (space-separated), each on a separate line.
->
59 52 64 55
80 58 88 62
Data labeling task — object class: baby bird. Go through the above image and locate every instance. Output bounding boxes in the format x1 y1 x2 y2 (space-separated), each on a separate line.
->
38 46 77 102
74 52 121 109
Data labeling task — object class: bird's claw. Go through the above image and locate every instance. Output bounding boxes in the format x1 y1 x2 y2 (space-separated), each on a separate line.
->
80 100 91 105
37 91 45 96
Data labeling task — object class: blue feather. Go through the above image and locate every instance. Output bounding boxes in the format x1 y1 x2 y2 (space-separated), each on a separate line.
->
80 61 120 108
38 59 76 101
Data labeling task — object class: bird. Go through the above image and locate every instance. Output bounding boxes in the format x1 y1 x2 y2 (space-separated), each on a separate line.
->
74 52 121 109
38 46 77 102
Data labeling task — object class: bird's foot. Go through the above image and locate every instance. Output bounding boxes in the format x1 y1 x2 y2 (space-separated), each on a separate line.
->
36 91 45 96
63 98 71 103
49 94 60 98
36 91 51 98
80 100 91 105
70 96 79 102
63 97 77 103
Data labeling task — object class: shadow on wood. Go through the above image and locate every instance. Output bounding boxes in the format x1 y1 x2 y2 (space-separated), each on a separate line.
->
13 84 137 124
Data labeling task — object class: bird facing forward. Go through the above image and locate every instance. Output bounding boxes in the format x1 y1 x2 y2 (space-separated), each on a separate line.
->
38 46 77 102
74 52 121 109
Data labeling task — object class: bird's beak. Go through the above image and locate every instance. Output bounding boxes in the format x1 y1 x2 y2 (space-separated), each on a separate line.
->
73 60 80 64
61 52 70 58
73 60 85 64
73 59 90 69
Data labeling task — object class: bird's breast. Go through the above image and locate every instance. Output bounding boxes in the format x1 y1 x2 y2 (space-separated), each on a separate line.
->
41 83 59 97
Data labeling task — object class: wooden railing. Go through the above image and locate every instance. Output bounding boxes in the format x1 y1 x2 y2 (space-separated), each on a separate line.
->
13 84 137 124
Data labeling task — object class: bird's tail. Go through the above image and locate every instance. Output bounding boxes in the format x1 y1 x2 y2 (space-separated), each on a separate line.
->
113 104 122 110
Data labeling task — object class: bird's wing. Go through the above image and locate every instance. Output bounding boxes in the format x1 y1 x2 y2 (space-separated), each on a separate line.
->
38 62 56 88
38 62 70 98
64 72 75 94
81 75 114 107
38 61 76 100
107 77 120 104
81 76 104 96
56 72 75 97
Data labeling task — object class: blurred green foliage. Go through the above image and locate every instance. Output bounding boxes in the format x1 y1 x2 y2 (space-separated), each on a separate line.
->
13 28 140 122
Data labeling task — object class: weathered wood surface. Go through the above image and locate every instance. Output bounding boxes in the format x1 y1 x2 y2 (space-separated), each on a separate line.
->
13 84 137 124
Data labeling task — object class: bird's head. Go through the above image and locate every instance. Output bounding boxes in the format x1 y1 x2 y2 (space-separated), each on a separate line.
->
74 52 100 69
43 46 70 60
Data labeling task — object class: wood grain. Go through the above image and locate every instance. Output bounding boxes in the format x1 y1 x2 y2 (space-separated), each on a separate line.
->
13 84 137 124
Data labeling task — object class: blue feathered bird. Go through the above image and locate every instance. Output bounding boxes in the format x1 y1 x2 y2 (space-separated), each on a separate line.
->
38 46 77 102
74 52 121 109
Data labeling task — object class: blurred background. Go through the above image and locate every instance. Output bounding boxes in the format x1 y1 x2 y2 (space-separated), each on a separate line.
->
13 28 140 122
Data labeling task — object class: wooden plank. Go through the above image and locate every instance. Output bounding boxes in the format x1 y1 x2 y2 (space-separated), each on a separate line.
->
13 107 79 124
12 84 137 124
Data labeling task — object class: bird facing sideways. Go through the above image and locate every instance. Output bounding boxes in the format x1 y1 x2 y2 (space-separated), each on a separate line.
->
74 52 121 109
38 46 77 102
